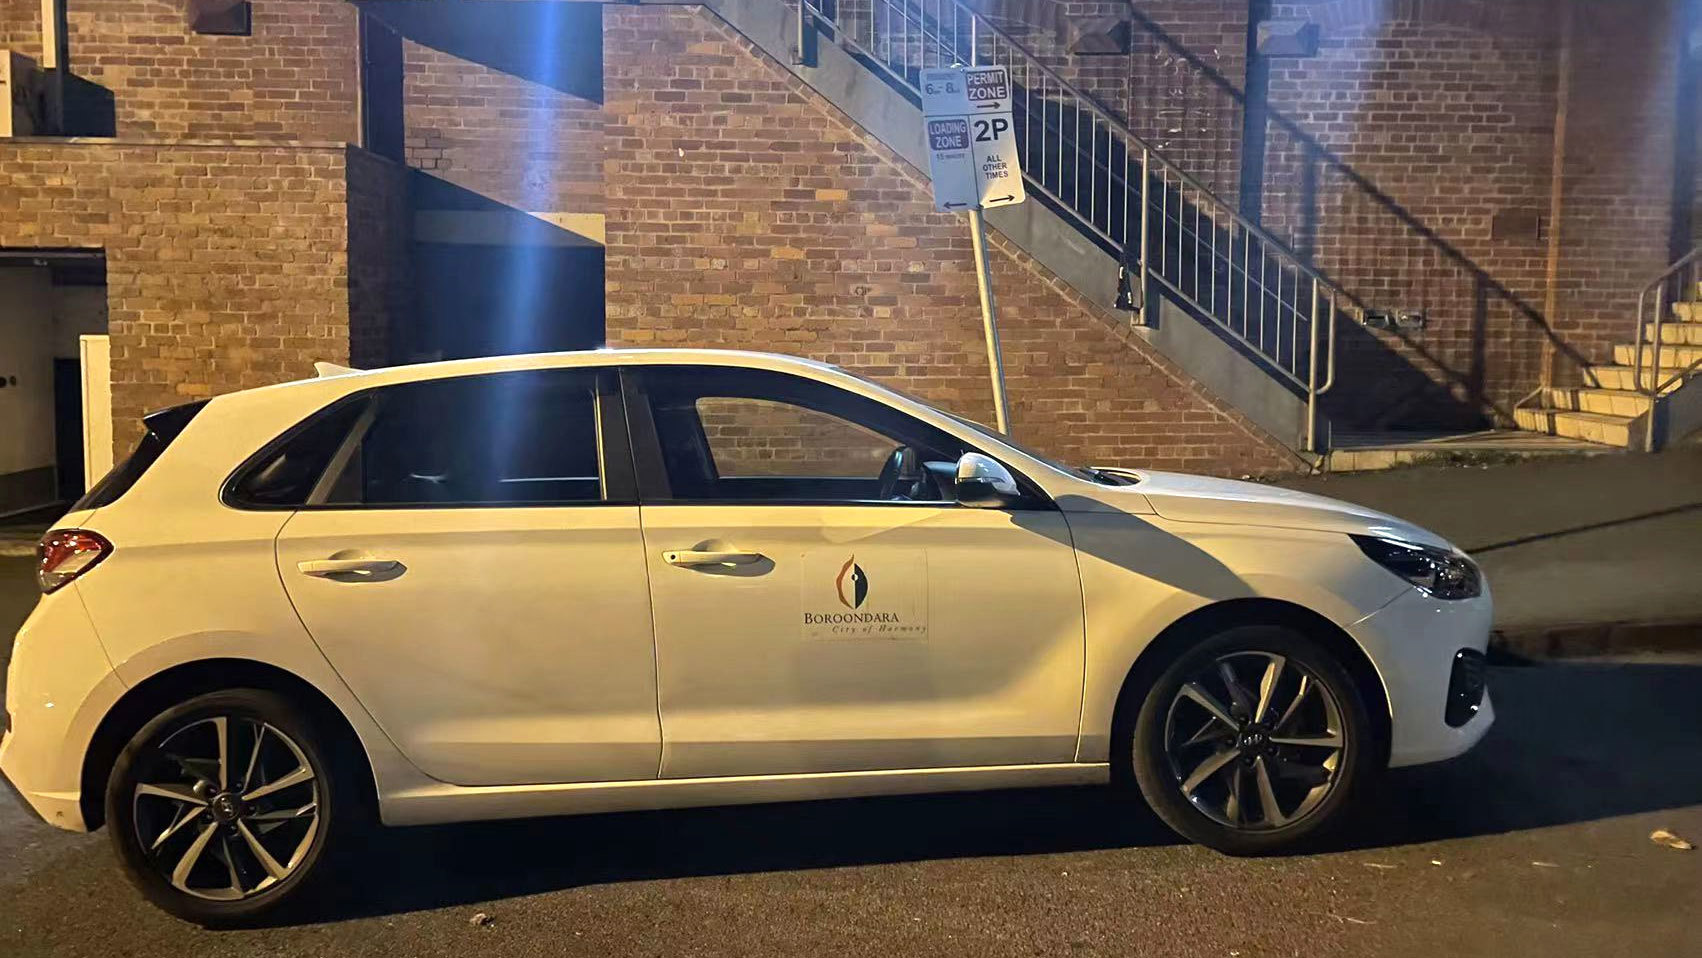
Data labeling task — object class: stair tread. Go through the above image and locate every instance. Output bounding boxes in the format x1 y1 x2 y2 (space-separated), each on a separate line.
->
1556 385 1644 396
1642 322 1702 343
1540 408 1638 424
1514 405 1638 448
1588 365 1691 394
1614 343 1702 361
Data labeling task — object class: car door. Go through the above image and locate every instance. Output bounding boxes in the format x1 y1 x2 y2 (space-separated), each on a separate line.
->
624 365 1086 780
267 366 661 787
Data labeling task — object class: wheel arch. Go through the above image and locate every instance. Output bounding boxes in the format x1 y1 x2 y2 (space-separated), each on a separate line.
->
1107 597 1393 781
79 658 379 831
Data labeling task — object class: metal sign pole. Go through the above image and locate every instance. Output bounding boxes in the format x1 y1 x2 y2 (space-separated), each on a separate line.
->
920 61 1024 435
967 206 1011 434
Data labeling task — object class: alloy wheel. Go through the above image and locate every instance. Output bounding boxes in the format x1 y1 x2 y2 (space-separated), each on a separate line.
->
1161 650 1345 831
131 716 321 901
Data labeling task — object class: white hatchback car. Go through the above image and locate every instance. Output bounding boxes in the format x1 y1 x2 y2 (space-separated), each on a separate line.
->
3 349 1492 924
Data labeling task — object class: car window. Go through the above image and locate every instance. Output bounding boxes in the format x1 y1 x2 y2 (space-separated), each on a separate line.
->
632 366 971 504
226 398 370 507
318 369 605 507
696 397 893 479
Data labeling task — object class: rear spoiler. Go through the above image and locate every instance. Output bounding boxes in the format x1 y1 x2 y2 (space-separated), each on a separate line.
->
313 361 363 378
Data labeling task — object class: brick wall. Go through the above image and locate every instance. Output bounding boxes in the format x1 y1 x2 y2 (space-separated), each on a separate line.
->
996 0 1689 428
3 0 358 140
0 0 45 59
1126 0 1248 198
977 0 1247 197
1546 0 1685 373
346 147 414 368
603 5 1301 476
401 31 604 215
0 141 358 449
1260 0 1561 426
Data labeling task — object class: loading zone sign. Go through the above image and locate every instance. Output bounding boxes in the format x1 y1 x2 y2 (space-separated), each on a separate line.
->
920 66 1027 213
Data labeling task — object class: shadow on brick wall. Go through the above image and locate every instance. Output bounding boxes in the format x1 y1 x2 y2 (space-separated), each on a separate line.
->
1111 7 1592 432
355 0 604 102
407 172 605 360
61 73 116 137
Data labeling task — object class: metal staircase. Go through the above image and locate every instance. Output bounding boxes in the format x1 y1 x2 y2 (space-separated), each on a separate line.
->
1515 249 1702 450
797 0 1349 452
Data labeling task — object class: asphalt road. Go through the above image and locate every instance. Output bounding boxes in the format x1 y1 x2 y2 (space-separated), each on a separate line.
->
3 556 1701 957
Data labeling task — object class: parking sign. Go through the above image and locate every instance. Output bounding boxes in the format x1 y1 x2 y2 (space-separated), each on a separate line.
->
919 66 1026 212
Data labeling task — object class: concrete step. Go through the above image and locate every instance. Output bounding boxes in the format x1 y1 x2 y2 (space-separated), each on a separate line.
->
1614 342 1702 368
1673 300 1702 322
1514 407 1637 447
1646 321 1702 344
1323 430 1609 472
1587 365 1689 393
1545 386 1655 417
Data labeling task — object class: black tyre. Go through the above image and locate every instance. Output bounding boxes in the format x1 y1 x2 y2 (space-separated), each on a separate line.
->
1127 625 1376 855
105 689 349 926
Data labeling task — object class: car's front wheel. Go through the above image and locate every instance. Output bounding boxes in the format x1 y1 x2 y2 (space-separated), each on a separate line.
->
105 689 346 926
1128 625 1376 855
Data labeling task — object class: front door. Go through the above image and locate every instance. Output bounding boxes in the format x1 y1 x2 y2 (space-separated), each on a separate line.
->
274 367 660 787
625 366 1085 780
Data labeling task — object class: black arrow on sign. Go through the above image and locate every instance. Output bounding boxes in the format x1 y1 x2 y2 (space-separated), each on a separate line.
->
990 195 1016 204
943 201 969 209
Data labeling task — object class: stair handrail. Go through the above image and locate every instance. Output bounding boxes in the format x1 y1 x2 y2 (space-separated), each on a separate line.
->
1632 245 1702 449
796 0 1346 452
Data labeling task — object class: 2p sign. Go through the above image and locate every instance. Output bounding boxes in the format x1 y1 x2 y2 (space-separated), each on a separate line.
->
920 66 1026 213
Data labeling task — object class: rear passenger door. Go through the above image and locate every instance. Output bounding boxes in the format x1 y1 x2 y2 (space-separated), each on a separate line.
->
259 367 661 787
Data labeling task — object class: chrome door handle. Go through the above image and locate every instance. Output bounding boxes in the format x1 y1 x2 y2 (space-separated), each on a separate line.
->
297 558 400 578
663 549 766 568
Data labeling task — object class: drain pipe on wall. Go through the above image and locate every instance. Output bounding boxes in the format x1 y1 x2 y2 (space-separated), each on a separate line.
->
38 0 67 132
1541 0 1575 392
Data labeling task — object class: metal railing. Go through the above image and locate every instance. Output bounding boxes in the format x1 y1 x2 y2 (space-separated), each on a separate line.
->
1632 246 1702 449
796 0 1346 452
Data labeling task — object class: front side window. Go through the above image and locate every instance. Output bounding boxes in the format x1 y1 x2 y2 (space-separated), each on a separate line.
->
696 397 894 480
630 367 976 504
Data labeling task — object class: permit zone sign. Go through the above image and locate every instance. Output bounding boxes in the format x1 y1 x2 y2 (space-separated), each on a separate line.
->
920 65 1027 212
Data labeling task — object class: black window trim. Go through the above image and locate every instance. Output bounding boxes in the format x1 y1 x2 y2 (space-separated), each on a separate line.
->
222 367 638 512
618 365 1057 511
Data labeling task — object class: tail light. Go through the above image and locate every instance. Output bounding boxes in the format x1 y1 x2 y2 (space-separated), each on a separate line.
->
37 530 112 594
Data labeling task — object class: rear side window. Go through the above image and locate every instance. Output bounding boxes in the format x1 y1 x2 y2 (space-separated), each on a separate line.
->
324 369 606 507
76 400 209 510
225 399 371 507
226 370 610 509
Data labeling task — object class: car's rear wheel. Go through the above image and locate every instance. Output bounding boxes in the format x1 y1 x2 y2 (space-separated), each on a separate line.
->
105 689 346 926
1128 625 1375 854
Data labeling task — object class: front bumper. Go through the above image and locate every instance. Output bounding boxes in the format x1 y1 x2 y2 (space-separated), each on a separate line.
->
1348 585 1495 768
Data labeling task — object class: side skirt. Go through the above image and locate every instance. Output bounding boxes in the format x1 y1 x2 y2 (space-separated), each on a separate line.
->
377 762 1113 827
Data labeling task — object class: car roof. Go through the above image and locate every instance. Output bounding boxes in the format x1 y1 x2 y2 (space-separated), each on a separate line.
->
306 348 848 385
209 348 899 420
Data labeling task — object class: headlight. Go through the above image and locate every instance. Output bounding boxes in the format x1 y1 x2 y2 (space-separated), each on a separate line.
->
1350 534 1481 600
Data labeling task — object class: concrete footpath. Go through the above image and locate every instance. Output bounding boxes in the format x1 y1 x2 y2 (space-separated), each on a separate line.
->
1280 448 1702 655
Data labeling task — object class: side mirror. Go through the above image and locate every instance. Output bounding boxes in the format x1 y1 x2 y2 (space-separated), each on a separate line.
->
955 452 1020 508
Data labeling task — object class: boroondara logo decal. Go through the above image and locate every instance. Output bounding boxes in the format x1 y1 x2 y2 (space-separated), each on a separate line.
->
836 556 869 609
